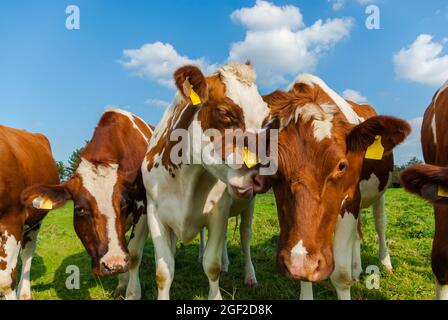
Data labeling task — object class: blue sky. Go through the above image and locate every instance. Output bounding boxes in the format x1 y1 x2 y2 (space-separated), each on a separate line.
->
1 0 448 165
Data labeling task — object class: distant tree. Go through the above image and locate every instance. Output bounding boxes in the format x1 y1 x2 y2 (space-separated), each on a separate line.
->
65 141 89 178
403 156 424 169
56 161 67 182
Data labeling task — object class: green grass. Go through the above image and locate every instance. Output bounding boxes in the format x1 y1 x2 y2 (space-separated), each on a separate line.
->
27 188 436 300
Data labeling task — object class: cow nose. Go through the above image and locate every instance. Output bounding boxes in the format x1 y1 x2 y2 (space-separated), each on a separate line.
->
251 174 271 194
286 252 332 282
100 255 130 274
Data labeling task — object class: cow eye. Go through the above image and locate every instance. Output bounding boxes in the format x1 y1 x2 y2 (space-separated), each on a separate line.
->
338 161 349 172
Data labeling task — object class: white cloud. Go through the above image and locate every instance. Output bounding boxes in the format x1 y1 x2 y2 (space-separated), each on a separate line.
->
230 0 304 31
329 0 377 11
144 98 170 109
393 117 424 165
119 42 216 88
229 1 354 88
330 0 345 11
342 89 368 103
120 1 353 90
393 34 448 87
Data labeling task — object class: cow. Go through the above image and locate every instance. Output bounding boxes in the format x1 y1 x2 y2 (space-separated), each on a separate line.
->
400 80 448 300
263 74 411 300
22 108 153 300
0 125 59 300
142 63 273 300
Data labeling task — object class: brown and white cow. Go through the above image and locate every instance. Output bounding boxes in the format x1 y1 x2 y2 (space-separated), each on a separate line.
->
400 80 448 300
142 63 272 300
0 125 59 300
22 109 152 300
264 74 410 300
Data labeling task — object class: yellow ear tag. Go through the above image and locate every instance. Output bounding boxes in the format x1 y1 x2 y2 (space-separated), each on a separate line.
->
438 186 448 198
365 135 384 160
190 89 202 106
243 147 260 169
33 197 53 210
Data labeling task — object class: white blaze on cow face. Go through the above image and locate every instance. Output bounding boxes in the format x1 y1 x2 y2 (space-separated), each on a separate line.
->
76 158 126 262
0 231 21 293
291 240 309 257
219 64 270 130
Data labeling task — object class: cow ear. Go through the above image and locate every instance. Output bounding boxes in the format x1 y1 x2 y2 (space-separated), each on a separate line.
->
22 184 72 210
401 165 448 203
346 116 411 156
174 65 208 105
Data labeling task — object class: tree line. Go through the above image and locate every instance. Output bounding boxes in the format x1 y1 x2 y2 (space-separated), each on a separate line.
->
56 141 87 181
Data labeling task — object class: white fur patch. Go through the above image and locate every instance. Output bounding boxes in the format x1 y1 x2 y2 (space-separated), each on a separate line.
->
76 158 125 260
435 80 448 104
219 64 270 130
436 282 448 300
431 113 437 145
0 232 21 290
295 103 337 141
105 108 152 140
291 240 308 257
359 173 382 208
289 74 364 125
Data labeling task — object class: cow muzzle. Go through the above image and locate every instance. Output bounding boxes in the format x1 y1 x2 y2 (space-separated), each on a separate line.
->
99 254 130 275
278 249 333 282
230 173 272 199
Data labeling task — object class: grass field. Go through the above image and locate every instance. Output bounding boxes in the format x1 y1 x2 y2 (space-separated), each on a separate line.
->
26 188 437 300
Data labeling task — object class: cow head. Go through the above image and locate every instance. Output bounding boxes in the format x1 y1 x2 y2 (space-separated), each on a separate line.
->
21 162 144 276
21 111 150 276
264 76 411 282
148 63 273 199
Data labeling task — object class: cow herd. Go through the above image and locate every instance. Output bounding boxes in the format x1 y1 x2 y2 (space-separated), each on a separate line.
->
0 62 446 300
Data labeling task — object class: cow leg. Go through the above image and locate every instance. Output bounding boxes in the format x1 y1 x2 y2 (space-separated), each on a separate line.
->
351 222 363 281
123 216 149 300
198 228 206 263
433 203 448 300
0 227 22 300
203 207 229 300
372 194 393 272
240 201 257 287
221 231 229 273
115 272 129 297
147 205 175 300
300 281 314 300
330 213 357 300
17 225 40 300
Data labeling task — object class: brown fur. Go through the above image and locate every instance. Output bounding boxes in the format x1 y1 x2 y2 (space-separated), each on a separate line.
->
400 84 448 286
264 81 410 282
0 125 59 292
21 111 152 276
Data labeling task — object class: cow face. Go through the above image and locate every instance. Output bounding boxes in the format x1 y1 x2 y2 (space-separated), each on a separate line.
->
22 160 142 276
149 63 273 199
265 82 411 282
